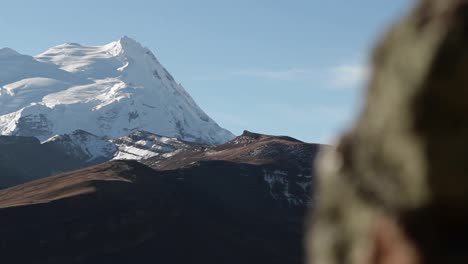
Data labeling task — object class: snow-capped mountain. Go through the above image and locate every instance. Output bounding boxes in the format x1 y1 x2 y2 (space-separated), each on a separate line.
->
0 36 234 144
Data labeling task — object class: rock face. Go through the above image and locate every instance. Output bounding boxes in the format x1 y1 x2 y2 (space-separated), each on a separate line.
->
44 129 117 162
0 131 323 264
0 36 234 144
308 1 468 264
112 129 199 160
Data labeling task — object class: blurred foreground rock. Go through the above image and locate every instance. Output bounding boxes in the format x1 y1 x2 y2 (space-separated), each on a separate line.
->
309 1 468 263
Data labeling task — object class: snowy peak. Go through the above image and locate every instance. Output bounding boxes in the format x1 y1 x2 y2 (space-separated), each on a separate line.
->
116 35 146 53
0 37 234 144
35 36 168 84
119 35 138 44
100 35 147 58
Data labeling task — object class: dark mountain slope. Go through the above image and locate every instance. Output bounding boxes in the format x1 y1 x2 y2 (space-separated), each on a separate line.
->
0 159 307 264
0 131 324 264
0 135 106 188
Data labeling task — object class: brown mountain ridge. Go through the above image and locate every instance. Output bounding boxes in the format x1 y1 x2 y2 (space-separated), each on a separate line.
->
0 131 322 264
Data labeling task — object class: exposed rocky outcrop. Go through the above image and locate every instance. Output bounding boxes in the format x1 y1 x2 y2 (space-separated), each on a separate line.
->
0 130 200 188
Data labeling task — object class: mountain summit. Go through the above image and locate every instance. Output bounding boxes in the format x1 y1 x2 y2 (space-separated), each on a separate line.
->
0 36 234 144
0 48 20 57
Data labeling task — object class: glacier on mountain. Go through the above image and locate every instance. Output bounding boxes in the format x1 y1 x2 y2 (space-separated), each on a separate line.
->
0 36 234 144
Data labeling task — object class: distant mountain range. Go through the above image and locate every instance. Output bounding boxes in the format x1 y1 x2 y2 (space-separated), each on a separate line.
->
0 38 322 264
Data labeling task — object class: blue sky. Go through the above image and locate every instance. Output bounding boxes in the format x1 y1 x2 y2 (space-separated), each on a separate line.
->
0 0 413 143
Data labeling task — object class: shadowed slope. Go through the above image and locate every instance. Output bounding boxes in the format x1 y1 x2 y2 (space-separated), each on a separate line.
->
0 148 317 264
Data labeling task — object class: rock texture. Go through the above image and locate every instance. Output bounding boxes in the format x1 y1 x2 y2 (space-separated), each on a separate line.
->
309 1 468 263
112 129 199 160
